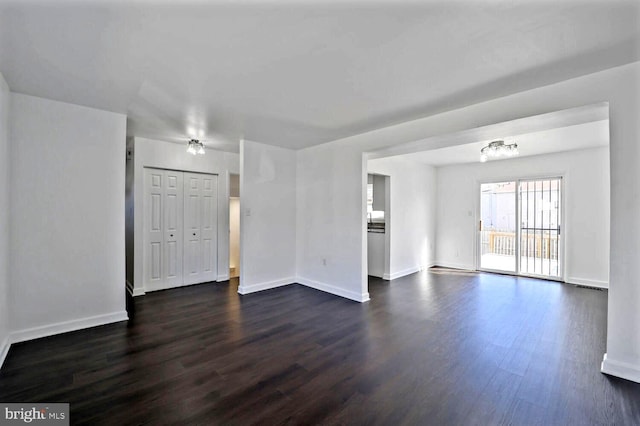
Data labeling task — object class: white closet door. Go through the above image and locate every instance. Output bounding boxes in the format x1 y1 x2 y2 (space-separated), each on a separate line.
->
144 169 164 289
183 172 218 285
163 170 184 288
200 174 218 281
144 168 185 291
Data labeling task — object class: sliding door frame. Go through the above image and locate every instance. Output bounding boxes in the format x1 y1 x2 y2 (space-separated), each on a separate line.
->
476 179 519 276
476 175 565 282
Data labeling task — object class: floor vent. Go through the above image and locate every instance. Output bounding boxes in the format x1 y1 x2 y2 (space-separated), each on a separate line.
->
575 284 605 291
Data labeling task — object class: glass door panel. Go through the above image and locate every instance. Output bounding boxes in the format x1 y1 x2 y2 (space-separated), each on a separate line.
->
479 181 517 273
519 178 562 278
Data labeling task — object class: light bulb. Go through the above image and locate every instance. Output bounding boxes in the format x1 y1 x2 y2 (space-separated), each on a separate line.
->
198 144 205 155
480 154 488 162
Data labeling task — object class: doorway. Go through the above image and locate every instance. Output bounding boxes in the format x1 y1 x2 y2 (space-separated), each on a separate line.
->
229 173 240 279
366 173 390 279
479 177 563 280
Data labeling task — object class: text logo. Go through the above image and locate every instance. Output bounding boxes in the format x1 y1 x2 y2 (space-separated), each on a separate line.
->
1 403 69 425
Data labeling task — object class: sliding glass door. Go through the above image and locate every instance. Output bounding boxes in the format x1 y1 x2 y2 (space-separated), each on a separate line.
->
478 177 563 280
479 181 517 273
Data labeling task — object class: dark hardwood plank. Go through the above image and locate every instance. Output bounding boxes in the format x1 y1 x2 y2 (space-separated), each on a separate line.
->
1 270 639 425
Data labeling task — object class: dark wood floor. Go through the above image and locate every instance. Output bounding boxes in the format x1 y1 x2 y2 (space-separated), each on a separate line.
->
1 269 640 425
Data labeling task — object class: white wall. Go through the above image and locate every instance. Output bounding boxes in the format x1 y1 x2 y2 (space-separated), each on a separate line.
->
0 73 11 365
239 140 296 293
130 137 239 295
295 62 640 382
296 143 371 302
368 157 437 280
435 147 610 287
9 93 128 341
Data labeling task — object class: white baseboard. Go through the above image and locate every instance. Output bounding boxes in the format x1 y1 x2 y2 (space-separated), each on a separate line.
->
127 280 146 297
297 277 370 303
217 274 230 282
0 335 10 370
567 277 608 289
238 277 295 295
433 261 475 271
10 311 129 344
601 353 640 383
131 287 146 297
383 265 422 281
144 280 201 293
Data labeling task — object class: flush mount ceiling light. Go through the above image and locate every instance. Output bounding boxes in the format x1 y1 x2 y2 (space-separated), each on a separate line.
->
187 139 205 155
480 140 518 162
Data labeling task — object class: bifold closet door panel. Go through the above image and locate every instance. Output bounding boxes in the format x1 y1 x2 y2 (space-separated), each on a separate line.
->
144 169 164 289
144 168 185 291
164 170 184 287
200 174 218 280
184 173 201 284
183 172 218 285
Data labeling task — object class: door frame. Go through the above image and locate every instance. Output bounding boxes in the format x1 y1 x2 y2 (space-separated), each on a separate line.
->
475 174 565 282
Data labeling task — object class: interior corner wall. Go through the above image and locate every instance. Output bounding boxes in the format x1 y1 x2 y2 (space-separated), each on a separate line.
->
239 139 296 294
131 137 239 296
9 93 128 342
367 157 437 279
435 146 610 288
0 73 11 365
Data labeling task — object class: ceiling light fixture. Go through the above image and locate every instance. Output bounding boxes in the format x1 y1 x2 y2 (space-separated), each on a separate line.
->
187 139 205 155
480 140 518 162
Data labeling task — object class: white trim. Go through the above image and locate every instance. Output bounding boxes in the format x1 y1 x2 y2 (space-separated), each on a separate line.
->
10 311 129 344
0 335 10 370
131 287 146 297
144 280 197 293
566 277 608 289
601 353 640 384
382 265 422 281
126 280 145 297
237 277 295 295
433 261 475 271
217 274 230 282
297 277 370 303
144 278 225 294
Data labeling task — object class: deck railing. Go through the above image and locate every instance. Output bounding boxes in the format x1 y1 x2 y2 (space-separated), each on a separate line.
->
481 230 559 260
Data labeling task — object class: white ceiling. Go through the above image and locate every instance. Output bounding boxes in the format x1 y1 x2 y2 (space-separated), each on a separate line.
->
395 119 609 167
0 1 637 152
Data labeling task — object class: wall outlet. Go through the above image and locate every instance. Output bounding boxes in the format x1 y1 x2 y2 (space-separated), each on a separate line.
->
245 208 251 217
322 258 327 266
